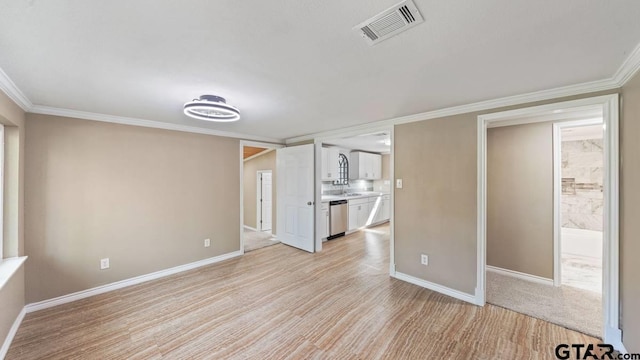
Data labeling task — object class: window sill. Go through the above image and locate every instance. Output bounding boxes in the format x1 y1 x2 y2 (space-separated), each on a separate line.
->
0 256 27 291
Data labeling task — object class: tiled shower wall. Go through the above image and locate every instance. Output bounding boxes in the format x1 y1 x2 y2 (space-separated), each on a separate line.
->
561 138 603 231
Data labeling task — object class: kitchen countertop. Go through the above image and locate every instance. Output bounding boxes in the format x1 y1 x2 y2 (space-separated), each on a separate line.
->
321 192 390 202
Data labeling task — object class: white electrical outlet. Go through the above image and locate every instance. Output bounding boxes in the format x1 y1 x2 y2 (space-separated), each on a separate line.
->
204 238 211 247
396 179 403 188
100 258 110 270
420 254 428 266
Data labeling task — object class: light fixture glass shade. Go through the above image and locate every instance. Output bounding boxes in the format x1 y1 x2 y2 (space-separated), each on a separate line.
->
184 95 240 122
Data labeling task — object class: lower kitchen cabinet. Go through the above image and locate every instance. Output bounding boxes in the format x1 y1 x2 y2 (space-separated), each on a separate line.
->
372 195 390 223
348 197 370 231
320 202 329 239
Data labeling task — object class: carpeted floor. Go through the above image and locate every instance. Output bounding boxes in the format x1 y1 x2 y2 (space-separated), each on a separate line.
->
244 228 279 252
486 271 602 338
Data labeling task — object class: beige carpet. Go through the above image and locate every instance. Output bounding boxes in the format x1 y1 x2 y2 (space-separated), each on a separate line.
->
244 228 279 252
487 271 602 338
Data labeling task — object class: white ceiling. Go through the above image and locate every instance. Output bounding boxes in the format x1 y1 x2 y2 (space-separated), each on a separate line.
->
1 1 640 141
325 132 391 154
563 124 603 141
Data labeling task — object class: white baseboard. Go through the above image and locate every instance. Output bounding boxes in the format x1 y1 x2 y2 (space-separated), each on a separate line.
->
393 271 477 305
486 265 554 286
243 225 258 232
25 251 242 313
605 326 626 353
0 307 25 359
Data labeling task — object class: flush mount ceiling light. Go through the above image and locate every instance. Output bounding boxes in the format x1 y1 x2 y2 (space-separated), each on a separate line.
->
183 95 240 122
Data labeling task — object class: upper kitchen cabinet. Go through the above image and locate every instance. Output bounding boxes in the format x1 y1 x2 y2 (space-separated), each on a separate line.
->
321 147 340 181
349 151 382 180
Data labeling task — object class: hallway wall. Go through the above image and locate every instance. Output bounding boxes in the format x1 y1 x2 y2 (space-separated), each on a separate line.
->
486 122 554 279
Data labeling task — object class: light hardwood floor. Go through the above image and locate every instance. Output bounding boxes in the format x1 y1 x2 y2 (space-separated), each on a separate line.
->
8 224 600 359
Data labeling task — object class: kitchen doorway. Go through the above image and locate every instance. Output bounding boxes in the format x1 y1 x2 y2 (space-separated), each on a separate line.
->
313 126 395 275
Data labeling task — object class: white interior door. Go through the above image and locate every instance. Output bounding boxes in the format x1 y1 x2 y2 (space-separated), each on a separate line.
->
277 144 315 253
259 172 272 231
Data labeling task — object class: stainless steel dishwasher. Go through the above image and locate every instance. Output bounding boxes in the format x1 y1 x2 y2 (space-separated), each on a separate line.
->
329 200 348 239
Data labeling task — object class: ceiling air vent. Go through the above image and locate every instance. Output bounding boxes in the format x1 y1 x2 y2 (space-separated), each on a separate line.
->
354 0 424 46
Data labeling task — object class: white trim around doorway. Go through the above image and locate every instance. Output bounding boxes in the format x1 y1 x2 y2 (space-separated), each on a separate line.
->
476 94 621 347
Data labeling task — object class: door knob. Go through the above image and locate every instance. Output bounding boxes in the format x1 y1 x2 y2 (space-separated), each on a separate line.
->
307 201 314 205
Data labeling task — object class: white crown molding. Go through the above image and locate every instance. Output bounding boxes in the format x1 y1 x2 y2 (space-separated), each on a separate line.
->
25 250 242 313
0 67 32 111
29 105 282 144
286 42 640 144
612 41 640 86
285 77 618 144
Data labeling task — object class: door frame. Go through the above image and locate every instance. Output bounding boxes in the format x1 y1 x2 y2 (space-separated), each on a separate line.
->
476 94 621 347
552 119 604 287
239 141 284 255
256 170 273 232
312 125 395 276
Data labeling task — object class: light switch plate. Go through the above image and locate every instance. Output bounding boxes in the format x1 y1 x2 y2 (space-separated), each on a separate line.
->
396 179 403 188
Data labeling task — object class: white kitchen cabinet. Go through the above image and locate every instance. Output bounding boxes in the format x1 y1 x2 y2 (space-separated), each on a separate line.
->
349 152 382 180
348 197 371 230
320 202 329 239
348 203 358 231
321 147 340 181
372 195 390 223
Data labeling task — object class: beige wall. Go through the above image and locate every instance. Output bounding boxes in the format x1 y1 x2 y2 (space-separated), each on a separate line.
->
621 72 640 352
394 115 478 294
25 114 240 303
393 90 616 297
0 91 26 351
487 123 553 278
243 150 276 233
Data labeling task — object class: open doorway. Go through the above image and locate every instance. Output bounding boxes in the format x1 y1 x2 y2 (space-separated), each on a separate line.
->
559 124 603 294
478 94 620 346
313 128 394 271
241 144 280 252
